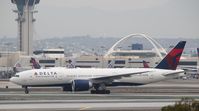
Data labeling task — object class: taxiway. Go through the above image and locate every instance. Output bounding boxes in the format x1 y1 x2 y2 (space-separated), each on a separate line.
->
0 79 199 111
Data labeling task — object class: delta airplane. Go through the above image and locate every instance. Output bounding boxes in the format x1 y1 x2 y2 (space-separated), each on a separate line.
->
13 57 41 73
10 41 186 94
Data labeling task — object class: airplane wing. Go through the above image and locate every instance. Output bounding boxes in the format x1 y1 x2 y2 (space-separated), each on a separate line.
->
90 71 150 83
162 70 184 77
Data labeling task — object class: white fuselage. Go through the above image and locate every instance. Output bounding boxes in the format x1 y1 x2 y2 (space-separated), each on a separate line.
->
10 67 184 87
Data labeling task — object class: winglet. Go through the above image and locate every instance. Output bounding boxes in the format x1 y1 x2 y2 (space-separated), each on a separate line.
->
30 58 41 69
155 41 186 70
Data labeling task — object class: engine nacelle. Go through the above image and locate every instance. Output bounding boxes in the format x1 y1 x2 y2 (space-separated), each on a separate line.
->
72 80 93 91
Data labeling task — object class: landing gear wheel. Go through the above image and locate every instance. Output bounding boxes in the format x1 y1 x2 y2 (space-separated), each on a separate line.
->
24 86 29 94
105 90 110 94
90 90 110 94
92 83 110 94
91 90 96 94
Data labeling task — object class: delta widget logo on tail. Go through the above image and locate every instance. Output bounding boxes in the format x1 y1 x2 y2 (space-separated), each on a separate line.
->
166 48 184 70
155 41 186 70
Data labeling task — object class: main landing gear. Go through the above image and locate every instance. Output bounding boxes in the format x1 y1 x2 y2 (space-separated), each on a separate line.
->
90 83 110 94
23 86 29 94
90 90 110 94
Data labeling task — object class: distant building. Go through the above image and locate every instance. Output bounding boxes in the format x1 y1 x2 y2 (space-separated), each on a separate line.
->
34 49 65 58
132 43 143 50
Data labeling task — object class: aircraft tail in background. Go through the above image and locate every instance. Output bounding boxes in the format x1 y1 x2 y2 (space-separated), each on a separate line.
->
143 60 149 68
30 58 41 69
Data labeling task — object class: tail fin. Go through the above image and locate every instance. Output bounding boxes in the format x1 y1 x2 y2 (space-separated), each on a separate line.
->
30 58 41 69
143 60 150 68
13 61 21 73
197 48 199 58
155 41 186 70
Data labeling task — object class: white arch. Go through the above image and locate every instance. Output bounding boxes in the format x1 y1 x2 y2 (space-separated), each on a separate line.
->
144 35 167 54
104 33 167 59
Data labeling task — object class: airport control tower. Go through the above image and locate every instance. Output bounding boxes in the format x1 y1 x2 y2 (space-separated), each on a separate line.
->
11 0 40 55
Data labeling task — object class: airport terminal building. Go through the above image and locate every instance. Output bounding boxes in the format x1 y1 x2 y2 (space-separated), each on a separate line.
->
0 34 198 79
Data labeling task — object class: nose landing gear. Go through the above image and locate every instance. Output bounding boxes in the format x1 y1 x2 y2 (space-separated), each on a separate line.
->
23 86 29 94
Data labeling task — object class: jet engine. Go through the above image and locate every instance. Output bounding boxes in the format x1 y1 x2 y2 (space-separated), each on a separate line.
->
72 80 93 91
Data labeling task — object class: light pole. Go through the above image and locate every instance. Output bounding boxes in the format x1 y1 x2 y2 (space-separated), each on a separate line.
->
58 46 63 67
100 46 105 68
5 42 11 78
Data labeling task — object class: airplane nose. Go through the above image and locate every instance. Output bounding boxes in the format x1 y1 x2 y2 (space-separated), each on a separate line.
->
10 77 15 82
10 77 18 84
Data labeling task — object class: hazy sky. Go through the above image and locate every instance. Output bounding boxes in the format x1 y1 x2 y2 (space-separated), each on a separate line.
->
0 0 199 39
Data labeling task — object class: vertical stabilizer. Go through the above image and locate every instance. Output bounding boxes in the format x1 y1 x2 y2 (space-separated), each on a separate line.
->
155 41 186 70
30 58 41 69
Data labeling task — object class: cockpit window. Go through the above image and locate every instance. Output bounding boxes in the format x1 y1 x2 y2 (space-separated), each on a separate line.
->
14 75 19 77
